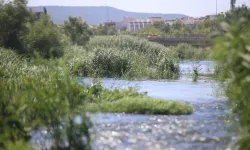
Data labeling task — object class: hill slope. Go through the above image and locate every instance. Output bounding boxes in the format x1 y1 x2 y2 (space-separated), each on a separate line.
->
30 6 187 25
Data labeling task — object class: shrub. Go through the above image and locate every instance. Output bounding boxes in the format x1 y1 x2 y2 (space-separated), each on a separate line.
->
171 43 210 60
90 48 130 77
0 48 91 150
65 36 180 79
63 16 93 46
23 15 64 59
212 11 250 149
0 0 31 52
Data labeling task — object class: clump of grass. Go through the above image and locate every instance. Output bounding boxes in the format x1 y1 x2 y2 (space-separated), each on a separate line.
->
171 43 211 60
83 82 193 115
86 97 193 115
64 35 180 79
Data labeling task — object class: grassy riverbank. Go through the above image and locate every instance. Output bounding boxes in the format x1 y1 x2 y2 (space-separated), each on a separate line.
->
82 81 193 115
64 36 211 80
86 97 193 115
0 47 193 149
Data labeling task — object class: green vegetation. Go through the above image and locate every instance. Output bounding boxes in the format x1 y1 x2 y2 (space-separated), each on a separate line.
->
171 43 210 60
65 35 180 79
0 0 223 149
86 97 193 115
212 4 250 150
0 48 92 150
0 0 32 53
0 47 194 149
124 18 220 38
92 24 117 35
83 82 193 115
133 24 162 37
24 14 64 58
63 16 93 46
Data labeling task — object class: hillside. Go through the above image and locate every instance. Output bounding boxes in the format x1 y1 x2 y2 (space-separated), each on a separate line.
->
29 6 187 25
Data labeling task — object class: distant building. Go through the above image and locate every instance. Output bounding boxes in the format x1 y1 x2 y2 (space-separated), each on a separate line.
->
127 19 152 32
165 19 178 26
104 21 116 28
148 17 164 22
114 17 136 32
127 17 164 32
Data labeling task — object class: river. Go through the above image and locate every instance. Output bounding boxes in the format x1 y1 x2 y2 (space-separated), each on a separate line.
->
33 61 238 150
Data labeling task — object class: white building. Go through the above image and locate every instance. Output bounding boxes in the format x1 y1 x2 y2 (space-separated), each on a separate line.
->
127 20 152 32
127 17 164 32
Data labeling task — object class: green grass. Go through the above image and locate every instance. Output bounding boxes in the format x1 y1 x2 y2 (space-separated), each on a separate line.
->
81 81 193 115
64 35 180 79
170 43 211 60
0 48 92 150
86 97 193 115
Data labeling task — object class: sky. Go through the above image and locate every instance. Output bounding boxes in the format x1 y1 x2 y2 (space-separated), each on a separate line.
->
28 0 250 17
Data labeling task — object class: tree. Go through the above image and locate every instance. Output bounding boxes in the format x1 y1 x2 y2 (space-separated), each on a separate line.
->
171 21 183 30
0 0 4 6
93 24 117 35
93 24 107 35
135 25 161 37
153 21 170 34
24 14 63 58
231 0 236 9
0 0 31 52
107 26 117 35
43 6 47 15
212 4 250 149
63 16 93 46
225 5 250 22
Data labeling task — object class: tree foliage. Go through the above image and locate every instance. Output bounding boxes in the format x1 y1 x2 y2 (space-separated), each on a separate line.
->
212 5 250 150
0 49 92 150
0 0 31 52
24 14 64 58
92 24 117 35
134 25 161 36
231 0 236 9
63 16 93 46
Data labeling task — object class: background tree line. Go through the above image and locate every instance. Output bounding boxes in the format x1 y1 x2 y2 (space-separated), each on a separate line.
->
0 0 93 59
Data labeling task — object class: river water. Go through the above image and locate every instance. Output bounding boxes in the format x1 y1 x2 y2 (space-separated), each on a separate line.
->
33 61 238 150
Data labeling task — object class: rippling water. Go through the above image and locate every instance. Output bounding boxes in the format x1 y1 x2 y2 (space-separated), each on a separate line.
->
33 61 238 150
89 79 237 150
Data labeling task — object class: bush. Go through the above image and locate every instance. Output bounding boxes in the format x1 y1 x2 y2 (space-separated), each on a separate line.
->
63 16 93 46
172 43 211 60
0 0 31 52
24 15 64 59
0 48 91 150
212 11 250 150
90 48 130 77
64 36 180 79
